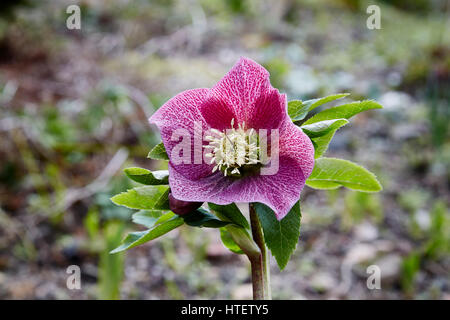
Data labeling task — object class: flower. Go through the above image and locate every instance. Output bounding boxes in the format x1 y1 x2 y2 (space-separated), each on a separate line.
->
149 57 314 220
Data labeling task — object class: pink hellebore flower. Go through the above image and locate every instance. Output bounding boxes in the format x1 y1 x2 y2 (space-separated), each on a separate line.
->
149 57 314 220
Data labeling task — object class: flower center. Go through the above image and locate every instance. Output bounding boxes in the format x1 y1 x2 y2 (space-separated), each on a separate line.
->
205 119 260 177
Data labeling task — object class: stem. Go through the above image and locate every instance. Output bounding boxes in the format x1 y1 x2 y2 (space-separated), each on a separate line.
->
249 254 265 300
249 204 271 300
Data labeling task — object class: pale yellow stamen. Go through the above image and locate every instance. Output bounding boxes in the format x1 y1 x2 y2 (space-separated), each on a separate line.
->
204 119 260 176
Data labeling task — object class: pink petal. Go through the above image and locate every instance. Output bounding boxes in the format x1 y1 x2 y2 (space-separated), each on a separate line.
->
246 87 288 130
222 156 308 220
199 94 237 131
168 163 231 201
279 121 315 179
208 57 287 130
149 88 209 130
169 155 310 220
210 57 270 123
149 88 213 180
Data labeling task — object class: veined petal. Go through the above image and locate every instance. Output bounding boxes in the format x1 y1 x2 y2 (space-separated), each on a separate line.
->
149 88 209 130
279 121 315 180
199 94 237 131
149 88 213 180
210 57 270 124
169 156 309 220
168 163 231 201
223 156 308 220
208 57 287 130
246 87 287 130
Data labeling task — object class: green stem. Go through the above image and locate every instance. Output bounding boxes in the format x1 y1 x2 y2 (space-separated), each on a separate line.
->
249 204 271 300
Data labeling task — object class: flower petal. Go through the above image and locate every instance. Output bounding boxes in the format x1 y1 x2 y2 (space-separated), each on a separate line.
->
168 163 231 201
246 87 288 130
149 88 213 180
211 57 270 123
149 88 209 130
279 121 315 179
169 155 310 220
199 94 237 131
223 156 308 220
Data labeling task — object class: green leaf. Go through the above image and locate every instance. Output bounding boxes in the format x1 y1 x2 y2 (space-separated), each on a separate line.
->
288 93 350 122
302 100 382 158
124 167 169 185
132 210 165 228
305 119 349 158
182 208 230 228
311 130 336 158
220 228 244 254
110 215 184 254
253 202 302 270
301 119 348 138
224 224 260 256
111 186 169 210
306 157 382 192
147 142 169 160
208 203 260 256
302 93 350 112
288 100 309 121
153 188 171 210
208 203 250 229
304 100 382 125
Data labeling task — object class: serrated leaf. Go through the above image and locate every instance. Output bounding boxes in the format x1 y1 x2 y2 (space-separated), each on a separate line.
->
301 119 348 138
306 157 382 192
304 100 382 125
208 203 250 229
220 228 244 254
303 93 350 112
148 142 169 160
288 100 309 121
132 210 166 228
182 208 230 228
253 202 301 270
124 167 169 185
111 186 169 210
110 215 184 254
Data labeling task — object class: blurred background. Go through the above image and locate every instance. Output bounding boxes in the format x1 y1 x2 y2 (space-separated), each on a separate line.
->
0 0 449 300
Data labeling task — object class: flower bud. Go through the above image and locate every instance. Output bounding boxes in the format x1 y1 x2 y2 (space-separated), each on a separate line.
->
168 193 203 215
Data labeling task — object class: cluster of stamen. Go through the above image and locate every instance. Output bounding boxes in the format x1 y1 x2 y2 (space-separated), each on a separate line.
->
205 119 260 177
